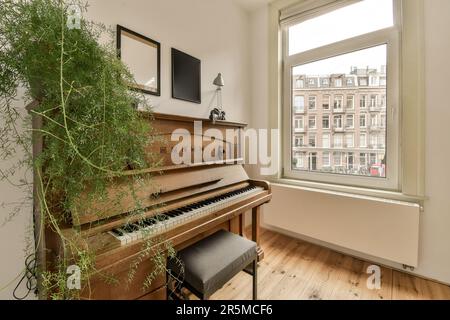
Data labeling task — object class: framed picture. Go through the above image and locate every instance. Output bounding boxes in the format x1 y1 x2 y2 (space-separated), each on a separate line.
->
117 25 161 96
171 48 201 104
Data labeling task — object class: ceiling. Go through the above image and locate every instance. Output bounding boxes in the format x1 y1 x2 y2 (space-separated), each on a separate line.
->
232 0 272 12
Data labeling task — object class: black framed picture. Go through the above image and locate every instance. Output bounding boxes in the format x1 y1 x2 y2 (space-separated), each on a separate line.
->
117 25 161 96
171 48 201 104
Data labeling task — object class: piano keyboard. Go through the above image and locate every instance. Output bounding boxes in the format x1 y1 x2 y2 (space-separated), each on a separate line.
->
108 185 264 245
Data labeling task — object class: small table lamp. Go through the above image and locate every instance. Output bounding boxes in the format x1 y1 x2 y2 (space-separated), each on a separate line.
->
209 73 226 123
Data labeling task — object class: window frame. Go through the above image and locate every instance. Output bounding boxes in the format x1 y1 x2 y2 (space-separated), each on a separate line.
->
282 0 401 190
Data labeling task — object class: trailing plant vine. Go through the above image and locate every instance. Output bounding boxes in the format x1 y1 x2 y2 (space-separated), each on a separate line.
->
0 0 181 299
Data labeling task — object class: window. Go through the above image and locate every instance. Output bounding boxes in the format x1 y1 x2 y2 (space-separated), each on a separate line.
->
380 114 386 127
322 115 330 129
334 95 343 111
293 95 305 113
333 152 342 166
284 0 398 188
381 94 386 107
360 133 367 148
346 95 354 109
345 134 354 148
346 114 354 128
334 134 343 148
360 95 368 109
323 152 331 167
294 117 304 131
296 78 304 88
309 134 316 147
370 114 378 127
360 114 367 128
359 77 368 86
333 115 343 129
323 95 330 110
308 96 316 110
370 95 377 108
322 134 330 148
287 0 394 55
308 116 316 129
360 153 367 166
293 152 305 168
294 135 304 147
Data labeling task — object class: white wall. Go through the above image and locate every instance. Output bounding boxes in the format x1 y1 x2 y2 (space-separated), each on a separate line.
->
86 0 251 122
249 0 450 284
0 0 252 299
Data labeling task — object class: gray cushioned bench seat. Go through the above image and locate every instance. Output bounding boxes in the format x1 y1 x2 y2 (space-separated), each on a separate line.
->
167 229 257 298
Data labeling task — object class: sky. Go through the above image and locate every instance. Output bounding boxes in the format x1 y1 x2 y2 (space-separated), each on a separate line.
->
289 0 392 76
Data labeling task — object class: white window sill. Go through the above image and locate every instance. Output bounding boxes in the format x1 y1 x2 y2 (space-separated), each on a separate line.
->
270 177 426 206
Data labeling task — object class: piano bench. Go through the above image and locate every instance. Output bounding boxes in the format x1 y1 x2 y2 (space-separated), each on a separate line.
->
166 229 258 300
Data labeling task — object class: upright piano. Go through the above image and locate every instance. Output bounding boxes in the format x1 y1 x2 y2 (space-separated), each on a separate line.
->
38 112 272 300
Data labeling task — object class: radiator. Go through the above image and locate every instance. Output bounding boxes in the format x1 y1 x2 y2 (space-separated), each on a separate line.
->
262 184 420 267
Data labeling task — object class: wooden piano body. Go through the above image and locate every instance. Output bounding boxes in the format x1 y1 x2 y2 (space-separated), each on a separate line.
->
38 112 271 300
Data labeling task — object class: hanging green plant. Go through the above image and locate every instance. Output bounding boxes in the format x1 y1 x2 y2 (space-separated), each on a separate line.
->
0 0 180 299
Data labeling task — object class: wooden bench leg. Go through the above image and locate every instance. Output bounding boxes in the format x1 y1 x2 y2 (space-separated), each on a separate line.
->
252 259 257 300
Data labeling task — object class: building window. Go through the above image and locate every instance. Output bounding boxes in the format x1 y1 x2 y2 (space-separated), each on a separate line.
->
308 116 316 129
294 117 304 131
309 134 316 147
294 135 304 147
334 95 344 111
360 133 367 148
308 96 316 110
334 134 343 148
380 114 386 127
359 77 368 86
370 114 378 127
334 115 343 129
381 94 386 107
360 95 368 109
333 152 342 166
322 95 330 110
346 114 354 129
360 114 366 128
380 77 387 86
360 153 367 166
323 152 331 167
322 115 330 129
296 78 304 88
293 95 305 113
284 0 397 187
345 134 354 148
322 134 330 148
293 152 305 168
346 95 354 109
370 95 377 108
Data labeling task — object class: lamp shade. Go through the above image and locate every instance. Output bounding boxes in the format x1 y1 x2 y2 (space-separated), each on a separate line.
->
213 73 224 87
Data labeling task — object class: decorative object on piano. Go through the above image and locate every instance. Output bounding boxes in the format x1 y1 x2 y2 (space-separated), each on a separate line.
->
0 0 182 300
117 25 161 96
209 73 226 123
171 48 201 103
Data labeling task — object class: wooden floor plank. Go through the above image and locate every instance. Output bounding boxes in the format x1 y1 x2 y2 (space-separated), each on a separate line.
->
203 229 450 300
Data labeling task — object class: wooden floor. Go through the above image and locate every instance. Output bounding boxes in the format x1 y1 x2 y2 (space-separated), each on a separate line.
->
209 228 450 300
